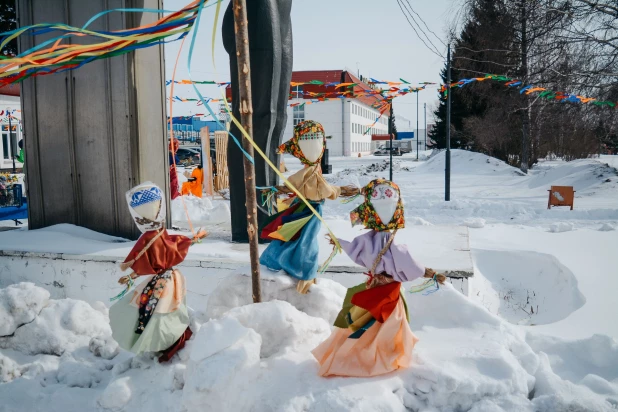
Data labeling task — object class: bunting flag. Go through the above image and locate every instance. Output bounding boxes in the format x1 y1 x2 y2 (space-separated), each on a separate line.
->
0 1 205 87
439 74 617 108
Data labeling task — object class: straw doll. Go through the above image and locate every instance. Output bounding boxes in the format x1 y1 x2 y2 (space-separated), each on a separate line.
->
312 179 445 377
109 182 205 362
260 120 357 294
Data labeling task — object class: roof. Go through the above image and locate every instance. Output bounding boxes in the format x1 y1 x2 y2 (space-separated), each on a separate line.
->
0 84 20 97
225 70 386 107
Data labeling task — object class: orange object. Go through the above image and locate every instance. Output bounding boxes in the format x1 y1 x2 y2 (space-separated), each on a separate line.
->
547 186 575 210
181 166 204 197
312 299 417 377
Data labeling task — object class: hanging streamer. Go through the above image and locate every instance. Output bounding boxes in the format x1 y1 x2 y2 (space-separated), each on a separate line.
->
0 1 214 87
439 74 617 108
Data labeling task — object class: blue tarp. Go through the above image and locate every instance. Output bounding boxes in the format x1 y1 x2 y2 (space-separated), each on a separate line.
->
0 199 27 221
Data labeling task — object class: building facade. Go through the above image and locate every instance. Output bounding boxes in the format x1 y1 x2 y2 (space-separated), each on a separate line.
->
0 85 23 171
282 70 389 157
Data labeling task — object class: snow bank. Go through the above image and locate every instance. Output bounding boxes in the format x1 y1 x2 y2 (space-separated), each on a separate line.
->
527 159 617 191
0 283 49 336
0 298 111 356
416 149 525 176
463 217 486 228
171 196 230 230
472 249 585 326
205 267 346 324
549 222 574 233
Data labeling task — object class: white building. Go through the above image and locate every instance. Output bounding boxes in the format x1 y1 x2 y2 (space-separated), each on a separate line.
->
281 70 389 157
0 85 23 170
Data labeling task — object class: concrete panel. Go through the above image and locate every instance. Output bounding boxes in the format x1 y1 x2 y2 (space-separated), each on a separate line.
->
17 0 169 239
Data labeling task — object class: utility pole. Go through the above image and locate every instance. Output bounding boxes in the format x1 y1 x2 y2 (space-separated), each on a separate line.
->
416 91 419 160
388 103 393 181
232 0 261 303
424 102 427 151
445 44 451 202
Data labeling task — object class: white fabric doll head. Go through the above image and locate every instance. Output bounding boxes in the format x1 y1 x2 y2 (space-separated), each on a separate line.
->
371 183 400 225
126 182 165 233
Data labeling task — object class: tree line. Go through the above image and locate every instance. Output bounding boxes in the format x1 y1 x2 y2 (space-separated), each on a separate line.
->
429 0 618 172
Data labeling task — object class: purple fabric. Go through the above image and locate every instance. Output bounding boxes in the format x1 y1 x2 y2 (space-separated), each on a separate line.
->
338 231 425 282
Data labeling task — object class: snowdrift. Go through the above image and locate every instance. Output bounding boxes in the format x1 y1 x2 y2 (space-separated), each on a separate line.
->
415 149 525 176
1 278 617 411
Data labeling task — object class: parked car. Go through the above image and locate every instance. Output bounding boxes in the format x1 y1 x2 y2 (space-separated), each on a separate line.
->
176 148 201 166
374 147 403 156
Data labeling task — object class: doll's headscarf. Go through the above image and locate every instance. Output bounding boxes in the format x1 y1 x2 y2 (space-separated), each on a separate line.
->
350 179 405 231
278 120 325 166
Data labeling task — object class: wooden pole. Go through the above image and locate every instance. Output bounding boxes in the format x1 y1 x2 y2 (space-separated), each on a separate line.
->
232 0 261 303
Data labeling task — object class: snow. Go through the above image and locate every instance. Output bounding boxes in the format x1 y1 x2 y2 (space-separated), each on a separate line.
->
0 282 49 336
171 195 230 230
1 151 617 411
549 222 574 233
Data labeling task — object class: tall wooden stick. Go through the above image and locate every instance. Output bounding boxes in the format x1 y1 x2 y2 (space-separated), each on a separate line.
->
232 0 261 303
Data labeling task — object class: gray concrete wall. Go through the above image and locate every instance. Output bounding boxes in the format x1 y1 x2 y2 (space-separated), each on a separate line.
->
17 0 169 239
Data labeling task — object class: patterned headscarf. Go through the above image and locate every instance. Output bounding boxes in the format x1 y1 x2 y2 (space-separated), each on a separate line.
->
350 179 405 231
278 120 325 166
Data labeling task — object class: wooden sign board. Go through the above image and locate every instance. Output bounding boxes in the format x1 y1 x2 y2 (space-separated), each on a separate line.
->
214 131 229 192
547 186 575 210
200 127 213 196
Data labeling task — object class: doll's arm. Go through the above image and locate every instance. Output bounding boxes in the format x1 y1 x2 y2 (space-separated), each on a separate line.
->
423 267 447 285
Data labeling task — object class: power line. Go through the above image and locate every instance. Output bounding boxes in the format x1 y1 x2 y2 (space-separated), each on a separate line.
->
402 0 447 47
395 0 444 59
398 0 444 57
453 56 519 68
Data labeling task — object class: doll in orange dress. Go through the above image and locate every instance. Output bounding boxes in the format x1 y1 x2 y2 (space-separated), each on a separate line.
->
312 179 444 377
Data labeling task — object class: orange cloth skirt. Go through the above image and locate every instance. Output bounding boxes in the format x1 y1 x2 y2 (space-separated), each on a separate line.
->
312 300 418 377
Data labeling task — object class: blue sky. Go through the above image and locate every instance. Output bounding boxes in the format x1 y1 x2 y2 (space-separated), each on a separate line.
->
164 0 457 123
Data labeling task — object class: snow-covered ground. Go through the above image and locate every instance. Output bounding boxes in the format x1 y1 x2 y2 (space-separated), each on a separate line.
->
1 150 617 411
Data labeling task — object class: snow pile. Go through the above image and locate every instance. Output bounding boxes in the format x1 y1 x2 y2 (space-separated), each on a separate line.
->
471 249 585 326
599 222 616 231
0 283 49 336
416 149 525 176
527 159 617 192
463 217 486 228
171 196 230 230
0 297 111 356
549 222 574 233
205 267 346 324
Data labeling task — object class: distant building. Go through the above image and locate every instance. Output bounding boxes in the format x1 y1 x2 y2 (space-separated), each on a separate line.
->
167 116 226 144
0 84 23 170
225 69 390 157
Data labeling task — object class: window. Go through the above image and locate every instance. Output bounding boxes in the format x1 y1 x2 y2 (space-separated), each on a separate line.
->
1 124 17 160
293 104 305 126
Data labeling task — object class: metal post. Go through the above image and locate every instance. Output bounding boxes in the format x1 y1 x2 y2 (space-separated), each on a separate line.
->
424 102 427 151
445 44 451 201
232 0 261 303
416 92 419 160
388 103 393 181
8 111 15 173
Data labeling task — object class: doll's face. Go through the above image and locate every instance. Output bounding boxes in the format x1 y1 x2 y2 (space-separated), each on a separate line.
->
127 184 165 233
370 184 399 224
298 133 324 164
132 199 162 222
